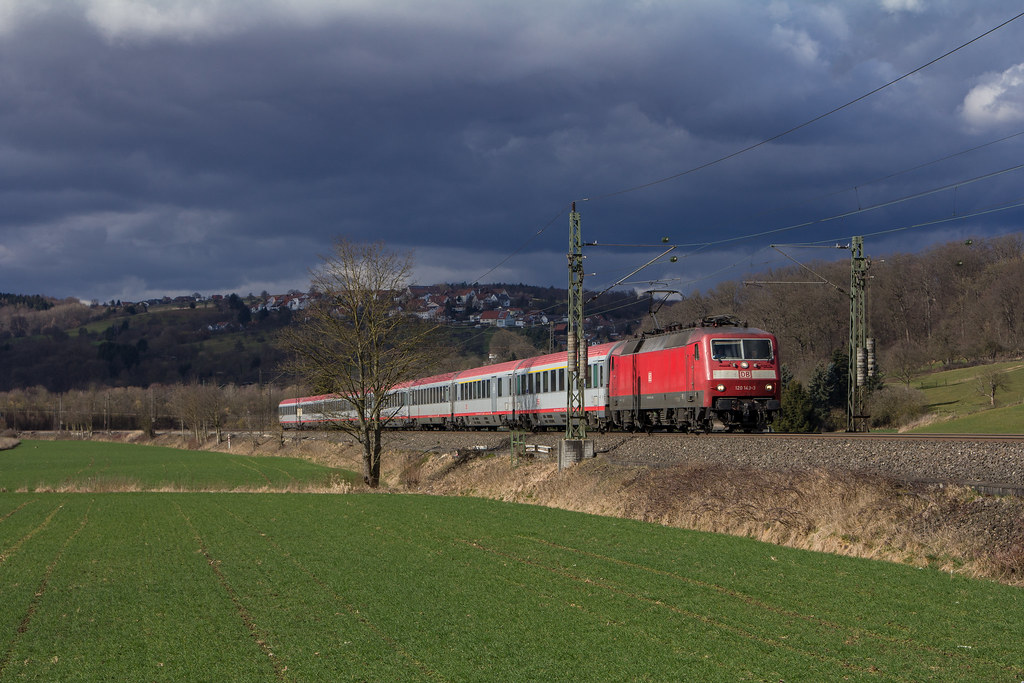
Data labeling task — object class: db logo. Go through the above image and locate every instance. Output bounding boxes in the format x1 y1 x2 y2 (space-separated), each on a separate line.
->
739 370 752 379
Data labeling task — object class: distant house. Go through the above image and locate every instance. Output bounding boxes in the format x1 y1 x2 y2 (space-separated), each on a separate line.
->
477 289 511 309
478 309 520 328
523 310 550 326
281 293 312 311
452 288 476 311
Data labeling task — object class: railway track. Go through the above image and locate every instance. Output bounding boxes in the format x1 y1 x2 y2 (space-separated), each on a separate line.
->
373 429 1024 497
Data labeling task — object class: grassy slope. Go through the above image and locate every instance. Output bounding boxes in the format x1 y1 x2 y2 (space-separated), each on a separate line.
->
906 360 1024 433
2 492 1022 681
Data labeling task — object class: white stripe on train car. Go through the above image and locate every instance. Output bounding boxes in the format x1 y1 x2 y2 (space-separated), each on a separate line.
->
712 369 777 379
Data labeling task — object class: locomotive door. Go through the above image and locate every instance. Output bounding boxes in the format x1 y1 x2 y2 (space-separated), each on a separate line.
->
689 343 696 391
632 357 641 424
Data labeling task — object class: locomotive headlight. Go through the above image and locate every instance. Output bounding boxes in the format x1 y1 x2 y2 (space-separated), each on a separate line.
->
740 361 749 369
765 383 774 392
716 384 726 392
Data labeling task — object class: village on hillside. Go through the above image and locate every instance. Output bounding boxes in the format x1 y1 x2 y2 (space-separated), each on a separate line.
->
114 284 641 346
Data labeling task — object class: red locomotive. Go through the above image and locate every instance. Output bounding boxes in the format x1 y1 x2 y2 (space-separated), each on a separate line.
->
280 315 780 432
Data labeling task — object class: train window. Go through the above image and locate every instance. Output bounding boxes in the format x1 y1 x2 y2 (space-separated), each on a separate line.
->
711 340 743 360
711 338 773 360
744 339 773 359
694 343 700 360
541 372 547 393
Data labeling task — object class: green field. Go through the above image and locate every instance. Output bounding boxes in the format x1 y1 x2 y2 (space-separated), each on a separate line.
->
908 360 1024 433
0 440 357 492
2 442 1023 680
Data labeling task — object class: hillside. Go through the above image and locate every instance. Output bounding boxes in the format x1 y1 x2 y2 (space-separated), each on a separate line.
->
0 285 646 393
0 298 292 392
904 360 1024 432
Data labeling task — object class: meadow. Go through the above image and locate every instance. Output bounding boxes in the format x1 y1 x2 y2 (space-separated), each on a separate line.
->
909 360 1024 433
2 441 1023 680
0 440 358 492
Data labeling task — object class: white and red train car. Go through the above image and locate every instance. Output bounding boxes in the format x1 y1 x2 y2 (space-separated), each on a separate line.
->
279 315 781 433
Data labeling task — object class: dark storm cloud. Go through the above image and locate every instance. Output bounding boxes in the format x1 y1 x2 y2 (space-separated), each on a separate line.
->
0 1 1023 302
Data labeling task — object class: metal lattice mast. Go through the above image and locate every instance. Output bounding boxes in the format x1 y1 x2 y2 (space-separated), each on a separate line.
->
566 202 586 439
847 236 869 432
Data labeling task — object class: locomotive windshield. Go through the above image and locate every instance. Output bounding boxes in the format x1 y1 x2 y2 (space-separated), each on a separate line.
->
711 338 773 361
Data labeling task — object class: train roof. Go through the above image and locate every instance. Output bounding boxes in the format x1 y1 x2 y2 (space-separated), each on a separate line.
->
614 316 774 356
512 341 617 372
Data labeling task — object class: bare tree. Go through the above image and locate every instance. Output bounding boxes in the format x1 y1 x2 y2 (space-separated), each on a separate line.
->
976 367 1009 407
885 342 926 387
279 239 438 487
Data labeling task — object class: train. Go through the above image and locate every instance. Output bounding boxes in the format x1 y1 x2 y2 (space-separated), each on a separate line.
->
279 315 781 433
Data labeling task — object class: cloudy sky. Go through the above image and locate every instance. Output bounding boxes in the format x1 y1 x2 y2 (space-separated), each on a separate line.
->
2 0 1023 303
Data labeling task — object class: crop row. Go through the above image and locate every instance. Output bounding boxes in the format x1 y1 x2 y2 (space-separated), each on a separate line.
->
2 492 1022 681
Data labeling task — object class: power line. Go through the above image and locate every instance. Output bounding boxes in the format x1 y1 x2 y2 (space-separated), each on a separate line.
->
580 10 1024 204
695 129 1024 242
470 205 569 285
595 163 1024 293
826 196 1024 244
463 9 1024 332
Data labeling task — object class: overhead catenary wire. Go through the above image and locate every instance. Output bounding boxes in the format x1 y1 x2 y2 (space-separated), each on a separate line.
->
587 158 1024 295
579 10 1024 204
691 128 1024 245
465 12 1024 301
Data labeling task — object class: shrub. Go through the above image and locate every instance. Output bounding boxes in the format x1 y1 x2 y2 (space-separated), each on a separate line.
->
867 385 927 430
775 380 817 433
